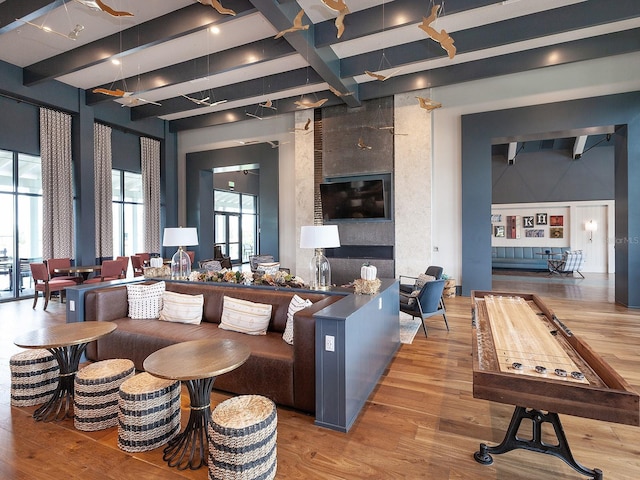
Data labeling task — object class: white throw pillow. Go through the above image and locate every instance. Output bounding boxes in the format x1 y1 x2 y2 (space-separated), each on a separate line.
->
126 281 166 319
219 296 273 335
159 290 204 325
282 294 313 345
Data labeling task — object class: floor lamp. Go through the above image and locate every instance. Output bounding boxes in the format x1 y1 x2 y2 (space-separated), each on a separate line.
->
163 227 198 280
300 225 340 290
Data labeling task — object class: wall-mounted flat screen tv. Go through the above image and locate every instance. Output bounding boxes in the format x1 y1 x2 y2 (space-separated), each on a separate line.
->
320 178 388 220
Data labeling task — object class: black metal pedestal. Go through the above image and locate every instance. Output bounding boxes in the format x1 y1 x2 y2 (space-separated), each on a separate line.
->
33 343 87 422
474 406 603 479
163 377 216 470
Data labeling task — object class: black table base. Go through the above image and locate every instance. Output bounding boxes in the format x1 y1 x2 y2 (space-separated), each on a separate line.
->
163 377 215 470
474 406 603 479
34 343 87 422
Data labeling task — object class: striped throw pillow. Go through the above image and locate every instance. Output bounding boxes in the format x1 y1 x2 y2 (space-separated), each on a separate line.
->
159 291 204 324
126 281 165 319
282 294 313 345
219 296 273 335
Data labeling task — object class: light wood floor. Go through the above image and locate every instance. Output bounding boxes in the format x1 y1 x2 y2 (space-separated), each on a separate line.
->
1 277 639 479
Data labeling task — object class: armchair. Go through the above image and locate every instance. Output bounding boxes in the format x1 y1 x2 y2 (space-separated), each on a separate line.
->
399 265 444 294
548 250 585 278
399 278 449 337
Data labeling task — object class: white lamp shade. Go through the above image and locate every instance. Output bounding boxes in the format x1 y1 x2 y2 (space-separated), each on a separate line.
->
585 220 598 231
163 227 199 247
300 225 340 249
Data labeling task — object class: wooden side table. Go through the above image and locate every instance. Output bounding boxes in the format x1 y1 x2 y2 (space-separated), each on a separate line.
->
143 338 251 470
14 321 116 422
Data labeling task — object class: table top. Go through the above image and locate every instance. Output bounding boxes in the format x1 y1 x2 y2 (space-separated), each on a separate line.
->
471 290 640 426
143 338 251 381
54 265 102 274
14 321 116 349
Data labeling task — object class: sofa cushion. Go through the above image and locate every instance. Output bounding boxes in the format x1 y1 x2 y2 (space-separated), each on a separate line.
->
219 296 273 335
126 281 165 319
159 290 204 325
282 294 313 345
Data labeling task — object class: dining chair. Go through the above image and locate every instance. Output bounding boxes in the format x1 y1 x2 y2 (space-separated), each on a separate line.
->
84 260 125 284
135 253 151 266
399 278 449 337
116 256 130 278
130 255 144 277
30 262 78 310
46 258 81 284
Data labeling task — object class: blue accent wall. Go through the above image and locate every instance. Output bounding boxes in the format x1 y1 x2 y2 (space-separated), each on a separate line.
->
462 91 640 307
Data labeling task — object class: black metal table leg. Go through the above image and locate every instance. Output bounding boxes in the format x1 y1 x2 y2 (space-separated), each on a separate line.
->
33 343 87 422
163 377 216 470
474 406 603 480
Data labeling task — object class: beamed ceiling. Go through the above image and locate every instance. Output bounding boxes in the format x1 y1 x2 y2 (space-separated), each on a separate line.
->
1 0 639 133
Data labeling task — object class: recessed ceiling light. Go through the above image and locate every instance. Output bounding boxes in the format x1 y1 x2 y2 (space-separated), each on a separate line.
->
111 59 121 65
210 26 220 34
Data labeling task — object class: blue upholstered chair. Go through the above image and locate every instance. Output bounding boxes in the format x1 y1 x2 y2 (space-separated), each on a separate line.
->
399 265 444 294
399 278 449 337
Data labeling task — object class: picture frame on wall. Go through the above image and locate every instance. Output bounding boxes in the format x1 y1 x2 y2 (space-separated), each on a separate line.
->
536 213 548 225
550 227 564 238
523 216 534 228
494 225 505 237
525 229 545 238
550 215 564 226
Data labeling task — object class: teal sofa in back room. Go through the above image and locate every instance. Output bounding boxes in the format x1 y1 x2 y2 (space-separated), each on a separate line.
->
492 246 569 271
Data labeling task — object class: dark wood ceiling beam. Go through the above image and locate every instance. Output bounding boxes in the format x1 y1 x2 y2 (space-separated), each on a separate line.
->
131 67 322 120
249 0 360 108
0 0 64 33
23 0 256 86
314 0 496 48
85 38 296 106
168 89 341 132
340 0 640 77
358 28 640 101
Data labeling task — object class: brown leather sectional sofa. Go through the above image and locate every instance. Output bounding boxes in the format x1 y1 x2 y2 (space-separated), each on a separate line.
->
83 281 343 413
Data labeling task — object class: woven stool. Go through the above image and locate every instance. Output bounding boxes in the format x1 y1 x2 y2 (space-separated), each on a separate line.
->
10 349 59 407
117 372 181 452
74 358 135 431
208 395 277 480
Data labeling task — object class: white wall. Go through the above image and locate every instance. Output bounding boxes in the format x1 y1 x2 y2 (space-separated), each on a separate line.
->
491 200 614 273
431 51 640 283
177 52 640 283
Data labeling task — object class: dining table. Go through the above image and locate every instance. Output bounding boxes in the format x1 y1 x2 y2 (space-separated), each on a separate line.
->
143 338 251 470
54 265 102 281
14 321 117 422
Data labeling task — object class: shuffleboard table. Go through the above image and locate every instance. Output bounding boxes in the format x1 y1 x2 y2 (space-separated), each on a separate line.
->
471 290 639 479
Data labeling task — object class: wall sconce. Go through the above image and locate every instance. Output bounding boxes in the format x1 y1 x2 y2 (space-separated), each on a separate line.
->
585 220 597 242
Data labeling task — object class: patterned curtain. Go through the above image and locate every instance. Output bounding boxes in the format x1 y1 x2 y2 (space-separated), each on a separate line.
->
40 108 74 260
141 137 161 253
94 123 113 259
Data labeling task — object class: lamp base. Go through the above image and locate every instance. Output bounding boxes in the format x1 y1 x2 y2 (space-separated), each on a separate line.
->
309 251 331 290
171 247 191 280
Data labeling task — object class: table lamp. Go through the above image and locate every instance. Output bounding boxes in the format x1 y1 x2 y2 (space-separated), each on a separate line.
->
163 227 198 279
300 225 340 290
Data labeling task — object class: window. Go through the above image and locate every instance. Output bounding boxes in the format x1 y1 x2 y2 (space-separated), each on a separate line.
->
0 150 42 301
214 190 257 264
112 170 143 257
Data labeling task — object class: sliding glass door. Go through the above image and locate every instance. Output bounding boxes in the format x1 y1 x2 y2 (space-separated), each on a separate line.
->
0 150 42 301
214 190 257 265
